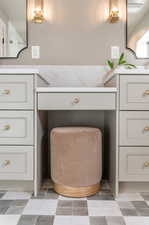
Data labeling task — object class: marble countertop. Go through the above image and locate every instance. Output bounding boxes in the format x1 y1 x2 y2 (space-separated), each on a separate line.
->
36 87 117 93
104 66 149 83
0 68 39 74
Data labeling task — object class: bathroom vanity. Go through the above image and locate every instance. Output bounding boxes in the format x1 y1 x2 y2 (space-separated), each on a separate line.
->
0 67 149 197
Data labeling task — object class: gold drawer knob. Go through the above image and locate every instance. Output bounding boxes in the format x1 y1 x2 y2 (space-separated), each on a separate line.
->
143 127 149 132
73 97 80 104
143 90 149 96
4 125 11 131
4 160 11 167
3 89 10 95
143 161 149 168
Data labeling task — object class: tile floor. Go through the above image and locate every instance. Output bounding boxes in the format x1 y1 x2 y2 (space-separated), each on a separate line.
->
0 182 149 225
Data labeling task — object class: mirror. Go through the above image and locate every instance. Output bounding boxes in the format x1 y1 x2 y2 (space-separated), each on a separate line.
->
127 0 149 58
0 0 27 58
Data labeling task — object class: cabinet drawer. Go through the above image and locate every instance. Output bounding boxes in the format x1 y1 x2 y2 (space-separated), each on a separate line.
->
38 93 116 110
0 146 33 180
0 75 34 109
120 111 149 146
120 75 149 110
0 111 33 145
119 147 149 181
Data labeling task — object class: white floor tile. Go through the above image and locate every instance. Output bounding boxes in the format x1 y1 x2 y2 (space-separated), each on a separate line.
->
22 199 58 215
54 216 90 225
2 192 31 200
124 217 149 225
0 215 20 225
88 200 122 216
116 193 144 201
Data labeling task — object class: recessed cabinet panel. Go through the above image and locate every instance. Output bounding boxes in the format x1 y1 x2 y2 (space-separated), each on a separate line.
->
0 75 34 109
38 93 116 110
0 146 33 180
119 147 149 181
0 111 33 145
120 111 149 146
120 75 149 110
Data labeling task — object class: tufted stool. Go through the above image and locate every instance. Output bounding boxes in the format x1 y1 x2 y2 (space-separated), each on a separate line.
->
51 127 102 197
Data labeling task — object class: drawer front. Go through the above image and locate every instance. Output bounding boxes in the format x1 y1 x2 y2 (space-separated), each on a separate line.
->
120 75 149 110
38 93 116 110
0 111 33 145
120 111 149 146
0 75 34 109
119 147 149 181
0 146 33 180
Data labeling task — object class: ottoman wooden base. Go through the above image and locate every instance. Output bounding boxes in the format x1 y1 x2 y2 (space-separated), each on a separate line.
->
53 183 100 197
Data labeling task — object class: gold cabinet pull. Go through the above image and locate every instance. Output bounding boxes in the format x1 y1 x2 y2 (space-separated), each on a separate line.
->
4 125 11 131
143 127 149 132
72 97 80 104
3 90 10 95
4 160 11 167
143 161 149 168
143 90 149 96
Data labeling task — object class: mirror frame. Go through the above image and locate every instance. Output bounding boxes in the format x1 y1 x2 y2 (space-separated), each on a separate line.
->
0 0 28 59
126 0 149 59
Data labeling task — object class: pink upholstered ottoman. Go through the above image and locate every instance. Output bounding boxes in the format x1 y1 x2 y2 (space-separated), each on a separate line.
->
51 127 102 197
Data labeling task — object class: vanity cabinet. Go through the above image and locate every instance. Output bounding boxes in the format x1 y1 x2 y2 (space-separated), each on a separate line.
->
105 72 149 195
119 75 149 184
0 74 35 184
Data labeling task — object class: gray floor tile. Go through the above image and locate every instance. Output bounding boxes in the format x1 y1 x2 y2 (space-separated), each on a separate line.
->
5 206 25 215
132 201 149 209
117 201 134 209
0 206 9 214
87 191 114 201
0 200 13 207
72 207 88 216
17 215 38 225
36 216 54 225
120 208 138 216
90 216 107 225
88 195 114 200
137 208 149 216
56 207 72 215
11 200 28 207
32 191 59 200
72 200 87 208
57 200 73 208
106 216 126 225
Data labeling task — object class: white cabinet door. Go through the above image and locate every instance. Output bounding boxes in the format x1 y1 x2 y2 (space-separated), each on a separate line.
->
0 146 33 180
0 111 33 145
120 111 149 146
0 75 34 109
119 147 149 181
120 75 149 110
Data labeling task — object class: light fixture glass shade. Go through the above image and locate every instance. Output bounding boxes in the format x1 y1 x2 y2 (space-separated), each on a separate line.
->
109 0 120 23
33 0 45 23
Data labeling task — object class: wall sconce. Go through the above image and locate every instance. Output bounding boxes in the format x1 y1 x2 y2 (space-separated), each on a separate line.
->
33 0 45 24
109 0 119 23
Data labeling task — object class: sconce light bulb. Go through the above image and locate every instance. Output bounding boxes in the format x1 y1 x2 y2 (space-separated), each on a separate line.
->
112 7 119 12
